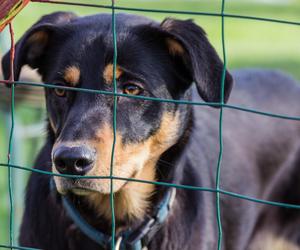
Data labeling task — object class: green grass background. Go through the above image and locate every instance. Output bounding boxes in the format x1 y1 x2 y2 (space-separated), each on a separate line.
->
0 0 300 245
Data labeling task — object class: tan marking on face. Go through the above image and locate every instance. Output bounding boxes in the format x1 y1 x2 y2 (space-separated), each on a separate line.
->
87 161 156 221
250 231 300 250
103 63 122 84
63 66 80 86
53 112 180 221
148 111 181 156
166 38 185 56
87 112 180 220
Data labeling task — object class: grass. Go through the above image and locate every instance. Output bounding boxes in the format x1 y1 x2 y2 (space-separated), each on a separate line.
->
0 106 45 245
0 0 300 245
0 111 8 245
8 0 300 80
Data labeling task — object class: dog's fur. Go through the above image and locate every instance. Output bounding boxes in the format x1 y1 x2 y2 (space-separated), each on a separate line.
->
2 12 300 250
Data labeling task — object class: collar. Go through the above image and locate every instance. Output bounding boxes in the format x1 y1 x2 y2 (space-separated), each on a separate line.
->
50 179 176 250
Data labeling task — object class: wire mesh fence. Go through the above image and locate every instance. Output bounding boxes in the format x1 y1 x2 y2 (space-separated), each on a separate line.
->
0 0 300 249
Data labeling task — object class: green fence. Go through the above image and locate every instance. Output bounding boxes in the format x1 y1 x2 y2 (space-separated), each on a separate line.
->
1 0 300 249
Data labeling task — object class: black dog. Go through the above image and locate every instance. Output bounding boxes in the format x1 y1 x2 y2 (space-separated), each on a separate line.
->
2 12 300 250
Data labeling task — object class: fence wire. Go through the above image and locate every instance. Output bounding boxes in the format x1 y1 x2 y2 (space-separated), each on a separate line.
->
0 0 300 250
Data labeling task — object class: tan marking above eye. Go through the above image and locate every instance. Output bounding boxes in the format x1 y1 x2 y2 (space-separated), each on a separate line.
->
166 38 185 56
103 63 123 84
63 66 80 86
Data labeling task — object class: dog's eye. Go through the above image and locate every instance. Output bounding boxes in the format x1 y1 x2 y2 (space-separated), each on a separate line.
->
123 84 142 95
54 87 66 97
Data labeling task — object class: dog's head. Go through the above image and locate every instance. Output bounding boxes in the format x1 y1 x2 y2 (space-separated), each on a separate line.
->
2 12 233 219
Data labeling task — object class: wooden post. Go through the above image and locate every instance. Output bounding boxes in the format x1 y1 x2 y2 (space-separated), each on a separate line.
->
0 0 30 32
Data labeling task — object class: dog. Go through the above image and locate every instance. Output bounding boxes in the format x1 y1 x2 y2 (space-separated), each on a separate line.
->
2 12 300 250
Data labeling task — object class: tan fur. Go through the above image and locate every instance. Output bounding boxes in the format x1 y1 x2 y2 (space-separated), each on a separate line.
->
249 231 300 250
87 160 156 221
88 112 180 220
52 112 180 220
27 31 48 45
103 63 122 84
63 66 80 86
166 38 185 56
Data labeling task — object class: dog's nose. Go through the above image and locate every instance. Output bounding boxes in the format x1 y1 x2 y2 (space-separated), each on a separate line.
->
53 146 95 175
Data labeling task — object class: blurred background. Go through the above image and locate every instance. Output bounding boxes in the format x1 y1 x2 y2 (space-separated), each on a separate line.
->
0 0 299 245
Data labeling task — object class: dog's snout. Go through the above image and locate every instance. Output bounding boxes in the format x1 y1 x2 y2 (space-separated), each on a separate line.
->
53 146 95 175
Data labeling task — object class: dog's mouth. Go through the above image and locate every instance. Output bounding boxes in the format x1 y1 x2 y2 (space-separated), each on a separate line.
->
71 187 96 196
57 170 138 196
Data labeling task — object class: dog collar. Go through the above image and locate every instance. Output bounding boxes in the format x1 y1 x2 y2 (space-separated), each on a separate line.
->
50 179 176 250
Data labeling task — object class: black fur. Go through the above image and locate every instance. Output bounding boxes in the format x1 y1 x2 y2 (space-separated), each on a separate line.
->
2 12 300 250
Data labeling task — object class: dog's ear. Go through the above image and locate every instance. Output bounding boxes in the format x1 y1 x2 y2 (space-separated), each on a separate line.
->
161 18 233 103
1 12 77 82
